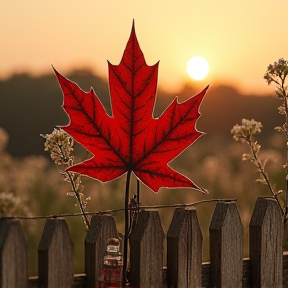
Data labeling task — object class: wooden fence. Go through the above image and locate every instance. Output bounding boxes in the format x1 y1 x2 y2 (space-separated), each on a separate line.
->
1 197 288 288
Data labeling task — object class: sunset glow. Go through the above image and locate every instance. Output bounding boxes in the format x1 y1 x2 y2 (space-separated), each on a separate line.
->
0 1 288 95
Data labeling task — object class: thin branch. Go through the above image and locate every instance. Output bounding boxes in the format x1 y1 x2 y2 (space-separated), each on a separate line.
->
280 80 288 220
58 144 90 228
248 139 284 215
66 171 90 228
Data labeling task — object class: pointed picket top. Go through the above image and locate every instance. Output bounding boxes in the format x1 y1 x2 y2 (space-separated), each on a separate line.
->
167 207 203 287
130 210 164 287
249 197 283 287
0 218 28 288
38 218 74 288
85 214 118 288
209 201 243 288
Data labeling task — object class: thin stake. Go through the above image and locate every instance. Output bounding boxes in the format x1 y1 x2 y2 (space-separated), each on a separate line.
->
137 178 140 219
123 170 132 286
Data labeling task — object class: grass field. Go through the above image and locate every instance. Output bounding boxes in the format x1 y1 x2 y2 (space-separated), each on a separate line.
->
0 127 285 275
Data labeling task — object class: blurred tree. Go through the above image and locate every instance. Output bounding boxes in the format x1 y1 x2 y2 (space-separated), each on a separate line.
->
0 70 282 157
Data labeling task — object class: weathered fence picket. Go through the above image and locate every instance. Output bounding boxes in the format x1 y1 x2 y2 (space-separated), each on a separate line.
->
0 218 28 288
85 214 118 288
0 197 287 288
129 210 164 288
167 207 202 288
209 201 243 288
249 197 283 288
38 218 74 288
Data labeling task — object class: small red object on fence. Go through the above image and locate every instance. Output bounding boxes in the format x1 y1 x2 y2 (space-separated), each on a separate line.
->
98 238 123 288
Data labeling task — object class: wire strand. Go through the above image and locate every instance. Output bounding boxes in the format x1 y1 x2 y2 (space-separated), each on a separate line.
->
1 198 237 220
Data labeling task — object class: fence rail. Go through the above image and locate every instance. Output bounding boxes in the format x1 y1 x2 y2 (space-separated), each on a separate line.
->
0 197 287 288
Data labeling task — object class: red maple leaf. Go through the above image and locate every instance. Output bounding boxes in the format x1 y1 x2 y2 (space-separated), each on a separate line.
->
54 24 208 193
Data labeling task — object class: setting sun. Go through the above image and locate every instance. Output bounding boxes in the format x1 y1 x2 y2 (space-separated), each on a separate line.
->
186 56 210 81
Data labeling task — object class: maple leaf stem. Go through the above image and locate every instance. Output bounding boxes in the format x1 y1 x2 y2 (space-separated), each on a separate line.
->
123 170 132 286
137 178 140 216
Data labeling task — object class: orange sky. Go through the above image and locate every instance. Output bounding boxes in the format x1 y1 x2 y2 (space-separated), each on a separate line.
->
1 1 288 95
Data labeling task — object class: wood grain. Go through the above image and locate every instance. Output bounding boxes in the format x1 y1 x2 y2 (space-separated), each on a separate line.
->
38 218 74 288
84 214 118 288
129 210 164 288
0 218 28 288
167 207 202 288
209 201 243 288
249 197 283 288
